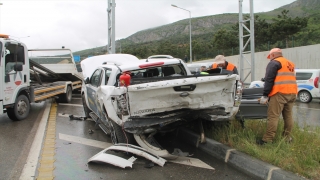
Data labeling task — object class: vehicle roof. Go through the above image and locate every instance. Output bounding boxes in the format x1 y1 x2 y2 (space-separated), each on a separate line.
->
81 54 140 78
109 58 183 71
81 54 185 78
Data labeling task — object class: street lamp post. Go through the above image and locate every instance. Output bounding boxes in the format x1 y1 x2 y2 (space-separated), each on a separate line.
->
171 4 192 63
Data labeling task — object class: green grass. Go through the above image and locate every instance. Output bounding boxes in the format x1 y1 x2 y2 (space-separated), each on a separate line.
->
204 120 320 179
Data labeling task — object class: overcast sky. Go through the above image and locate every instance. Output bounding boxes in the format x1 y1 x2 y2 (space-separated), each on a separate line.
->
0 0 296 52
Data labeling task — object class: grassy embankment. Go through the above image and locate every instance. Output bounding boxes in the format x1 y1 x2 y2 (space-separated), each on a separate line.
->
204 118 320 179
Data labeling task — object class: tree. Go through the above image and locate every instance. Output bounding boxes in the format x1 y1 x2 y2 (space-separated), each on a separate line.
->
157 41 175 55
269 10 308 48
212 29 237 55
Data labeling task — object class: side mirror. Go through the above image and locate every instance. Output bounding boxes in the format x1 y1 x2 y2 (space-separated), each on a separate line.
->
261 78 265 82
85 77 90 84
14 64 23 71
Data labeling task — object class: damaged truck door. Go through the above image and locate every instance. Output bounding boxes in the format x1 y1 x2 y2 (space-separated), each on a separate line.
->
85 69 103 115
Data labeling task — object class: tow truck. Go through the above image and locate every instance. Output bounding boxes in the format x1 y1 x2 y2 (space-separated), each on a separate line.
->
0 34 82 120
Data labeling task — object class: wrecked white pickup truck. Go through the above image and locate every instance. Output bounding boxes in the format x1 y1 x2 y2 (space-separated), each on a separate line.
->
81 54 242 157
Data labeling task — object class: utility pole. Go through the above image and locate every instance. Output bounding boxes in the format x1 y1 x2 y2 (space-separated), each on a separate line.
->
107 0 115 54
239 0 255 82
171 4 192 63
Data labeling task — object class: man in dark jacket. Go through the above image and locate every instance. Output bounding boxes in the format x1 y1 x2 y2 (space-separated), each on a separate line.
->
257 48 297 145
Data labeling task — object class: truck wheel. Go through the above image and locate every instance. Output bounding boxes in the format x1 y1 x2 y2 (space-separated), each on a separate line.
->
57 86 72 103
82 94 91 118
298 91 312 103
7 94 30 121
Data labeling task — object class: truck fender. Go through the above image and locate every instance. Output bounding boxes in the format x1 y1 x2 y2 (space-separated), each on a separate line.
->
64 82 72 93
6 85 31 105
5 87 31 108
17 87 31 102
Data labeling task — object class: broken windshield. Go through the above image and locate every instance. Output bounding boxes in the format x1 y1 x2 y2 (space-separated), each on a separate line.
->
130 64 186 78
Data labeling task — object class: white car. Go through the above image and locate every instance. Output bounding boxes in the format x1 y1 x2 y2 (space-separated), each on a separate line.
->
296 69 320 103
249 69 320 103
80 54 242 156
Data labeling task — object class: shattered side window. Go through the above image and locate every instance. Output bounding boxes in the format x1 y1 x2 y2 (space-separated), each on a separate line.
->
161 64 186 77
129 64 186 78
90 69 102 87
104 68 112 85
130 69 147 78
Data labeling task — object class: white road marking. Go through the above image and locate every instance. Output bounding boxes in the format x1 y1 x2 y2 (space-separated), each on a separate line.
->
58 103 83 107
59 133 214 170
59 133 112 149
19 101 52 180
168 156 215 170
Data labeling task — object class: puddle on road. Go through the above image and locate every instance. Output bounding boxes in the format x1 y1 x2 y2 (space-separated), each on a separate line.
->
293 100 320 128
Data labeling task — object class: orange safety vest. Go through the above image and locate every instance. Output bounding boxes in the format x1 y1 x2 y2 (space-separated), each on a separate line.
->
268 57 298 97
212 62 236 71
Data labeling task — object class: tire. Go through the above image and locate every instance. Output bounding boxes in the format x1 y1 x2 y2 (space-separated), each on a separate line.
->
82 94 91 118
57 86 72 103
298 91 312 103
107 118 135 144
7 94 30 121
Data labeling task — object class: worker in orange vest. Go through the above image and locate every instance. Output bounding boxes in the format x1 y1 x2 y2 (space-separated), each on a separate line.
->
211 55 238 74
256 48 297 145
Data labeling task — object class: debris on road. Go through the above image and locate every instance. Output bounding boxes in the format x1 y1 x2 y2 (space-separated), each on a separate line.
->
69 114 85 121
144 161 155 168
171 148 190 157
88 144 166 168
88 129 94 134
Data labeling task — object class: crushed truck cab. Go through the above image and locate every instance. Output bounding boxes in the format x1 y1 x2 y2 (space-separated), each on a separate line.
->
81 54 242 149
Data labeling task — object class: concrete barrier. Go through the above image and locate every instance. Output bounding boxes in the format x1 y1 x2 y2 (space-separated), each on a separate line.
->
176 128 304 180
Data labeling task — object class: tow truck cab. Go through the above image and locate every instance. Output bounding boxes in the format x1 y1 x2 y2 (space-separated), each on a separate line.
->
0 35 31 119
0 34 82 120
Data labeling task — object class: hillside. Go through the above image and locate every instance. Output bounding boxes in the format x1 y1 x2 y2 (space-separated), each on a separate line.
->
74 0 320 60
123 0 318 44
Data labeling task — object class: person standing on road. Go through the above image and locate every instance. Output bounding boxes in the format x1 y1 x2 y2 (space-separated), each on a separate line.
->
211 55 238 74
184 55 189 63
257 48 298 145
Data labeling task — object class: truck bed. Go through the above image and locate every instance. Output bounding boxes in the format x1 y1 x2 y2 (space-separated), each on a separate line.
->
126 74 238 118
28 49 83 83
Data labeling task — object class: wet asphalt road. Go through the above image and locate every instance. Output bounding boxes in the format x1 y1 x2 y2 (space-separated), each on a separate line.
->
293 99 320 127
52 97 257 180
0 101 47 180
0 97 319 180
